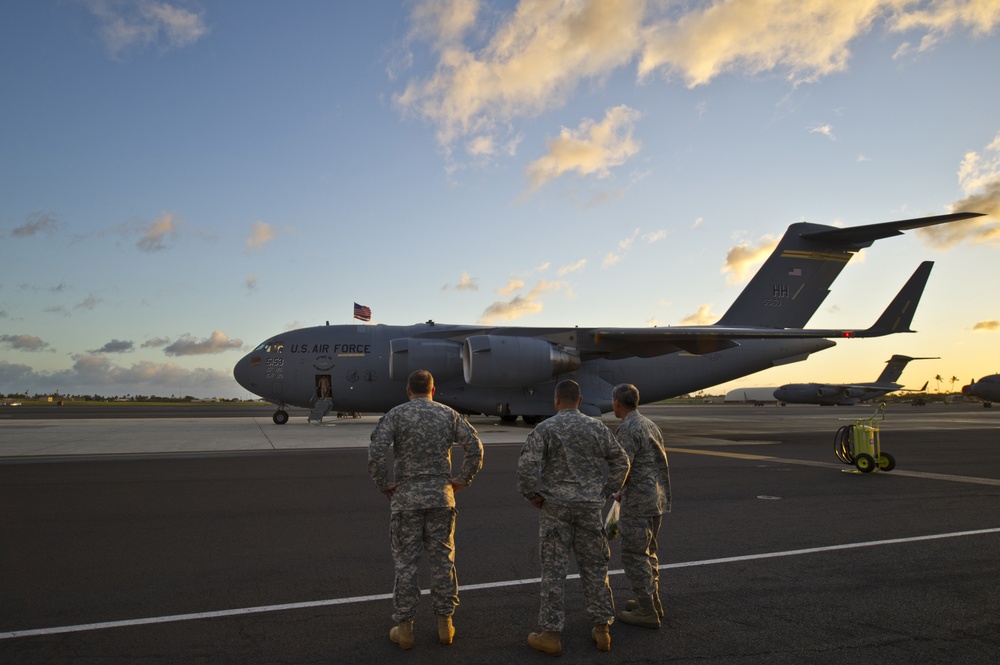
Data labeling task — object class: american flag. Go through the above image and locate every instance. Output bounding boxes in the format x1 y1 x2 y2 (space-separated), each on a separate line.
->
353 302 372 322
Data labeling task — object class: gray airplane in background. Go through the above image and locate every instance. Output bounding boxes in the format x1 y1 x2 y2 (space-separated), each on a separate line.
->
773 354 935 406
962 374 1000 407
233 212 983 425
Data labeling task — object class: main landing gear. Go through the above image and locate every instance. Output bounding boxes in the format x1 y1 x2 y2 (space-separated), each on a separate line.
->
273 409 289 425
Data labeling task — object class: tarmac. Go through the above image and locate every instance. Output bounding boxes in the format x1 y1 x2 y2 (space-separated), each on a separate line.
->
2 403 999 664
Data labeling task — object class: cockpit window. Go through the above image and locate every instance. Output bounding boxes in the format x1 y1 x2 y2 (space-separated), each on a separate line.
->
254 340 284 353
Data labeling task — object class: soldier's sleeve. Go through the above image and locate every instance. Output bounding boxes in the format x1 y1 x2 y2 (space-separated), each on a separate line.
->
367 415 392 492
517 430 544 500
602 426 630 500
455 416 484 485
615 419 639 462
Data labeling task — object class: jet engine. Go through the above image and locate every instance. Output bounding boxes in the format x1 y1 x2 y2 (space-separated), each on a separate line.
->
462 335 581 387
389 338 464 381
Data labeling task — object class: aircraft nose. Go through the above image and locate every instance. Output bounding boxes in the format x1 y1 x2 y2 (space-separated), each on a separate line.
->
233 354 255 394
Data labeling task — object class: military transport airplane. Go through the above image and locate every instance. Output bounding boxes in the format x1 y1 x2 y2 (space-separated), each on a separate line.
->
233 212 983 425
962 374 1000 407
772 354 935 406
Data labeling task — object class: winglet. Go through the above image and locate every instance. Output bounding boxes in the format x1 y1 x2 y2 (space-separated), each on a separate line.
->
855 261 934 337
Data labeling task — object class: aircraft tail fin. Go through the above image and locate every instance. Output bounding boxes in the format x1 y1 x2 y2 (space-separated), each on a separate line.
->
716 213 983 329
876 354 938 383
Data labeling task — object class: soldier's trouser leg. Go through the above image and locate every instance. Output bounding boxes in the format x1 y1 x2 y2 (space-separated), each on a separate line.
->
572 506 614 627
620 515 660 599
538 505 573 632
423 507 459 617
390 510 424 622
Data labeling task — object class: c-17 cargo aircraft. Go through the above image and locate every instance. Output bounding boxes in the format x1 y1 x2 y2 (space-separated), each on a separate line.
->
962 375 1000 407
772 354 935 406
233 212 983 425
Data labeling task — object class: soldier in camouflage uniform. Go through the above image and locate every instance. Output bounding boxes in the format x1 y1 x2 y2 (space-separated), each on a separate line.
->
517 380 630 656
611 383 671 629
368 370 484 650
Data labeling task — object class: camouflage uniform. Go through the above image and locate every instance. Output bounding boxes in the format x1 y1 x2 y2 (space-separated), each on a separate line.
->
517 408 630 632
616 410 671 600
369 396 484 622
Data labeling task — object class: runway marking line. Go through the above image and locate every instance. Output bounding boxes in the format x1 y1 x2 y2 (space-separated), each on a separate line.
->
664 447 1000 486
3 527 999 640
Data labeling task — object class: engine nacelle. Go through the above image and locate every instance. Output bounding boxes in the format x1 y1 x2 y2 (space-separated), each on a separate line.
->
389 338 464 382
462 335 581 387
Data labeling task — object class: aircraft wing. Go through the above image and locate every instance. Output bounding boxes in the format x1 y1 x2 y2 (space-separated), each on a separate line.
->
587 261 934 358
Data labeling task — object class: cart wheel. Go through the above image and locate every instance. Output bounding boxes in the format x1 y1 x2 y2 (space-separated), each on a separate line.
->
855 453 876 473
877 452 896 472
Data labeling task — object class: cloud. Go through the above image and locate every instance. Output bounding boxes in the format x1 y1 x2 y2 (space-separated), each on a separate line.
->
478 279 563 324
121 212 181 252
246 221 279 251
398 1 1000 160
0 334 51 352
496 279 526 296
0 356 236 398
602 228 641 268
525 106 642 191
141 337 171 348
723 235 779 284
397 0 643 147
163 330 243 356
90 339 135 354
918 132 1000 248
973 320 999 332
245 274 258 291
557 259 587 276
441 271 479 292
84 0 210 60
680 304 719 326
11 211 60 238
809 123 836 140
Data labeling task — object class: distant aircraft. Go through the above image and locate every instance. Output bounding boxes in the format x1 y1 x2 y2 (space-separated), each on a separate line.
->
233 212 983 425
772 354 935 406
962 374 1000 407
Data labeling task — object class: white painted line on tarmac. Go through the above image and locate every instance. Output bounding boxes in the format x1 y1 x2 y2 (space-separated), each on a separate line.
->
3 527 999 641
665 447 1000 486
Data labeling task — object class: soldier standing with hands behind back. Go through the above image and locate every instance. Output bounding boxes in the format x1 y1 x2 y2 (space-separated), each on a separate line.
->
517 380 630 657
611 383 671 629
368 370 484 650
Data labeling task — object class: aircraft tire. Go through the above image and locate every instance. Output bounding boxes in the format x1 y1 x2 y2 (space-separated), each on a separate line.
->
273 410 289 425
877 452 896 472
855 453 876 473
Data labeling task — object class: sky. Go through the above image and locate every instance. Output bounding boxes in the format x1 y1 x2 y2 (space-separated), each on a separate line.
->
1 0 999 401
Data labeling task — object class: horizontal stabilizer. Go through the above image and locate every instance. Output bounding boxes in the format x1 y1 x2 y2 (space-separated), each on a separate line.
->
800 212 985 249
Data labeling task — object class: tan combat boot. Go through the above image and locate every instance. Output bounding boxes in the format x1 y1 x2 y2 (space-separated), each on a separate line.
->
591 622 611 651
389 619 414 650
624 592 664 619
618 596 660 628
527 630 562 656
437 615 455 645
